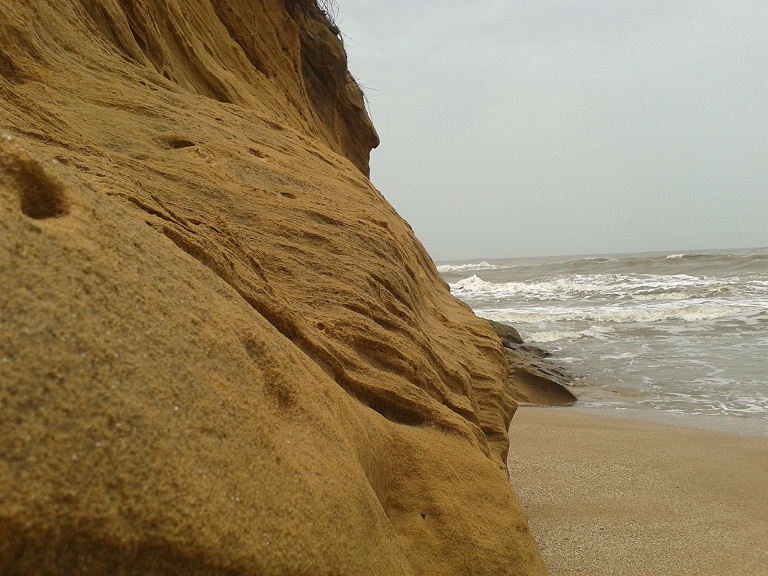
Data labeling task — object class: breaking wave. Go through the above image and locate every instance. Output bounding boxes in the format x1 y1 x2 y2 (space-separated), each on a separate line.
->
436 261 510 273
439 248 768 420
448 273 760 306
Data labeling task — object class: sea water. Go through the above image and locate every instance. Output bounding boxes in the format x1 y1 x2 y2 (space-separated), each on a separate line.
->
438 248 768 421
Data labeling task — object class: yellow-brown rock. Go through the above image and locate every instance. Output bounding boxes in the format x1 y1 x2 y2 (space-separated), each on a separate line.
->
0 1 547 574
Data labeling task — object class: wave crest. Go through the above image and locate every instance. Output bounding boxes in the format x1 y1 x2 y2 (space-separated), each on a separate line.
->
436 261 509 273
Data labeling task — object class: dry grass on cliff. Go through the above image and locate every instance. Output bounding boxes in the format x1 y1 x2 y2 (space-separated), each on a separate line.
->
317 0 339 23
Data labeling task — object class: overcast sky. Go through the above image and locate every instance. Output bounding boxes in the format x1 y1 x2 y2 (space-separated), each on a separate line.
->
335 1 768 261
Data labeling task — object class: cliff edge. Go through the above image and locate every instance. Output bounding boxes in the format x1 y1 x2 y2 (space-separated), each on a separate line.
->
0 2 546 574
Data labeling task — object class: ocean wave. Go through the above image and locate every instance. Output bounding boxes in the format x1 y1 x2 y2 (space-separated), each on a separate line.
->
437 249 768 280
522 327 617 343
444 247 768 421
436 261 508 273
666 251 768 260
563 249 768 276
633 285 737 301
572 256 618 264
523 330 585 343
640 394 768 418
449 273 744 302
478 301 754 326
659 251 768 274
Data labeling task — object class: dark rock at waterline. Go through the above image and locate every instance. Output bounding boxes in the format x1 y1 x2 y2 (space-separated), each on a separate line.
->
485 319 579 406
486 319 524 347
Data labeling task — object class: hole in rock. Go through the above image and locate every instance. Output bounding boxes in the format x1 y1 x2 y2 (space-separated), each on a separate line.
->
0 50 21 83
280 191 296 199
10 156 69 219
164 137 196 150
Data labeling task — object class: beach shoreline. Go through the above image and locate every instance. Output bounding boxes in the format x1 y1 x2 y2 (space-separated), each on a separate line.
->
508 406 768 576
519 403 768 437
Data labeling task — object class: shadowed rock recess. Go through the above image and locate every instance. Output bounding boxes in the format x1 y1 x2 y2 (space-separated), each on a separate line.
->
0 1 547 574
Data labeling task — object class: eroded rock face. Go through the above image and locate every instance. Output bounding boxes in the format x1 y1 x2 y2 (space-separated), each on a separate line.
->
0 2 546 574
486 320 579 406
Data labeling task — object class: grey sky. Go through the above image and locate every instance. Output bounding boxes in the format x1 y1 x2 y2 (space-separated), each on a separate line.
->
335 1 768 261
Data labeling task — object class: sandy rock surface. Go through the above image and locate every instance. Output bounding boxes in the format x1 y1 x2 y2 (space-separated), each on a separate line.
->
0 1 546 574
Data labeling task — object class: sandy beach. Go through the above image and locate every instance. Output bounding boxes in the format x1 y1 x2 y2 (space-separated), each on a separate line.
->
508 407 768 576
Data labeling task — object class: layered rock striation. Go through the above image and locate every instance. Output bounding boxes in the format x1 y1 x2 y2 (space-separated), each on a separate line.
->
0 2 546 574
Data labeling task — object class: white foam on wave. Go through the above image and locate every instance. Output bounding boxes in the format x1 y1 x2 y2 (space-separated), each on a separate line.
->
478 301 749 325
523 330 589 343
601 351 639 360
642 394 768 418
436 261 508 273
480 310 617 342
523 326 616 343
449 273 739 302
722 400 768 416
580 257 619 263
445 247 768 420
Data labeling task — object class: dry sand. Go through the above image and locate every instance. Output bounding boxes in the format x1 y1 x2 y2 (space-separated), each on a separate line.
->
508 407 768 576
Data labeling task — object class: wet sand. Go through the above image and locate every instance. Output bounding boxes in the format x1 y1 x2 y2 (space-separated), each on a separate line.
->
508 407 768 576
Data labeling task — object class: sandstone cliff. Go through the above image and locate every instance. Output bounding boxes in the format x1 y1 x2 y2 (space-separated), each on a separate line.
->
0 2 546 574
